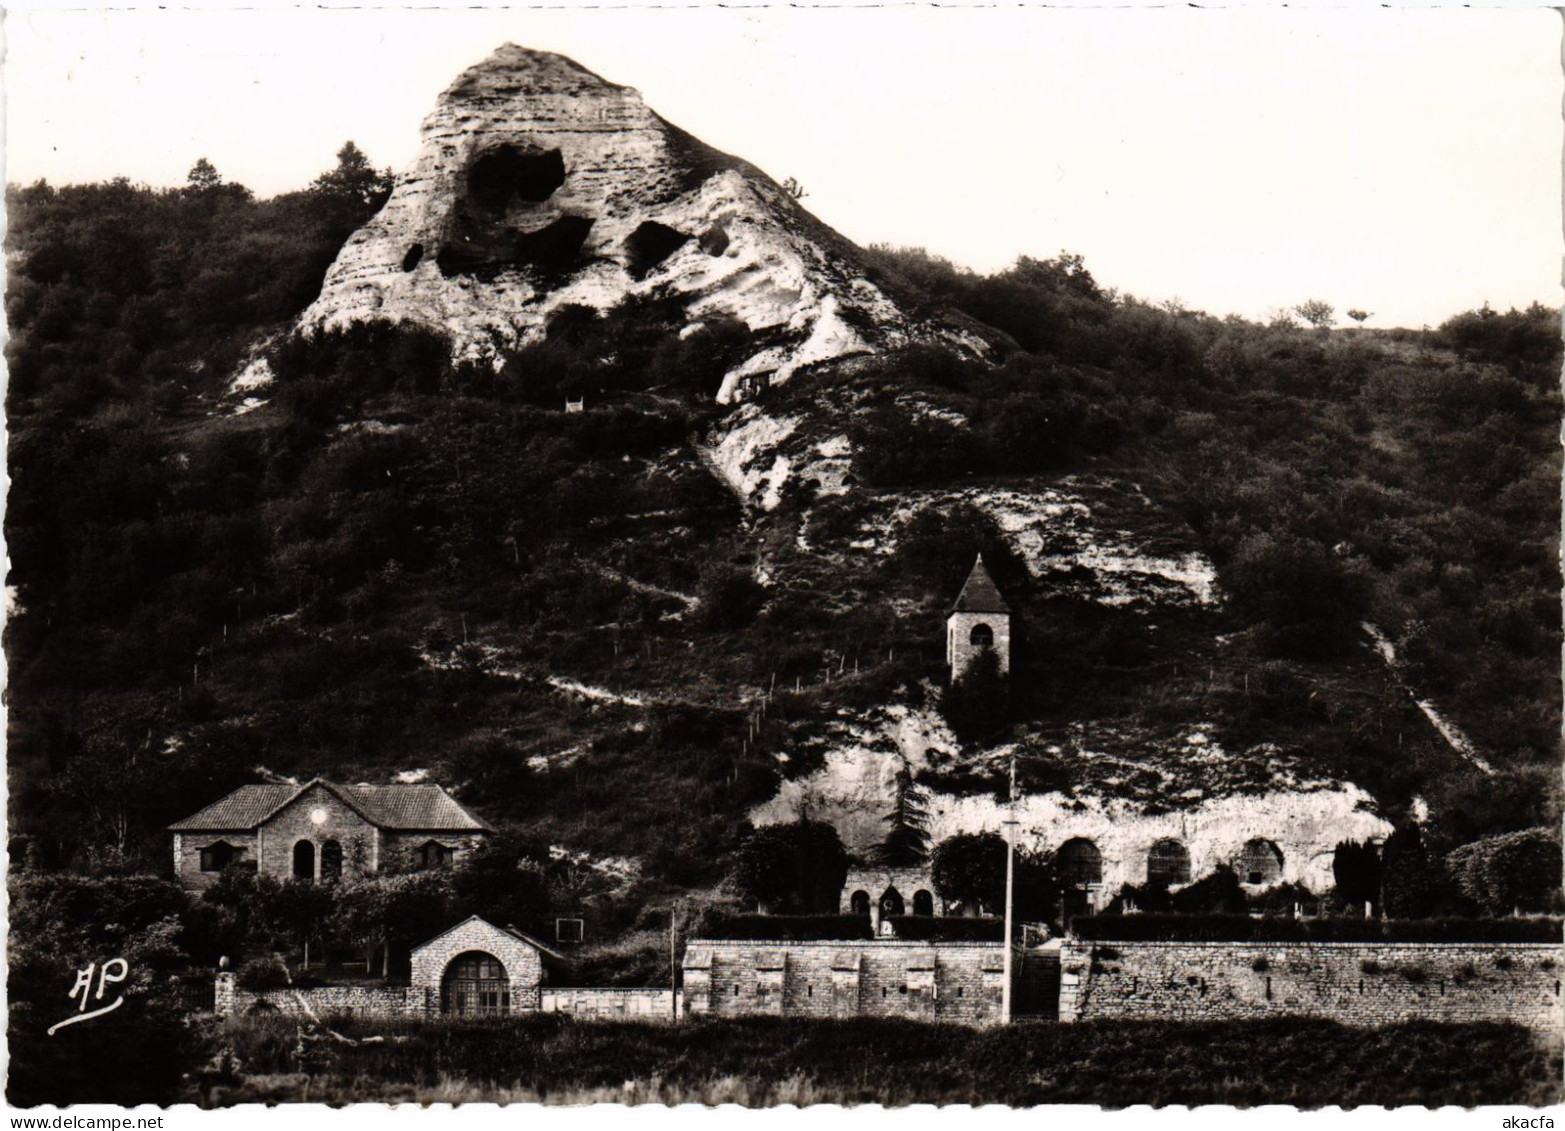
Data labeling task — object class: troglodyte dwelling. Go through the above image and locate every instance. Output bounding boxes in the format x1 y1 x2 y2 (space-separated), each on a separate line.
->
168 778 491 890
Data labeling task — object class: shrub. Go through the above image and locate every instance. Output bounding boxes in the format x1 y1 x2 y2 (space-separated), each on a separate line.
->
699 914 873 941
887 916 1004 942
236 955 291 991
1071 915 1563 943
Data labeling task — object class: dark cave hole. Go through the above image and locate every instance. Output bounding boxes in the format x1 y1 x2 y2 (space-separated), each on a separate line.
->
438 215 596 280
698 225 731 257
467 146 566 212
625 221 691 279
402 244 424 272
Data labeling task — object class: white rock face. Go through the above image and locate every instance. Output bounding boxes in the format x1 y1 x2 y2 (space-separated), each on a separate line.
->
299 44 975 402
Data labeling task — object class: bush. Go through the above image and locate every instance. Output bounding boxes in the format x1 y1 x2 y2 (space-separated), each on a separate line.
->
886 916 1004 942
235 954 291 991
1071 914 1563 943
699 914 873 941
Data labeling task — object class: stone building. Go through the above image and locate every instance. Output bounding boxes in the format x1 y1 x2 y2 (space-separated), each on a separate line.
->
839 866 945 931
168 778 492 890
946 555 1012 681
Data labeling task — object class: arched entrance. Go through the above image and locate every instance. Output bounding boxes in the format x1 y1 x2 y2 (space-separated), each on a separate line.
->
441 951 510 1017
879 887 905 919
320 840 343 882
912 889 935 916
292 840 315 880
850 890 871 916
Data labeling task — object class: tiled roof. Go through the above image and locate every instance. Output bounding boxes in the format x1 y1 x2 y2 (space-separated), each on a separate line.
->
168 780 491 832
951 555 1011 614
167 785 297 831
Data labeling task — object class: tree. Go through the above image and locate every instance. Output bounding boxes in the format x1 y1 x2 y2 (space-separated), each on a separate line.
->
1332 840 1382 914
1346 309 1372 325
932 832 1007 914
780 176 807 200
877 767 931 866
942 646 1008 744
1294 299 1335 329
1446 827 1563 916
731 820 847 914
186 158 222 190
310 141 392 212
1380 825 1471 919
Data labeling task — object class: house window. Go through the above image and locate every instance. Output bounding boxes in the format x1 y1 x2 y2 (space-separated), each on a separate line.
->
292 840 315 880
199 842 239 873
441 952 509 1017
1058 838 1103 887
1147 839 1191 886
556 918 585 944
970 623 995 649
320 840 343 882
419 841 454 870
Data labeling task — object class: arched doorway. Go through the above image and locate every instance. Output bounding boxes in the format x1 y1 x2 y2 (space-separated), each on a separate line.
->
850 890 871 916
441 951 510 1017
320 840 343 882
292 840 315 880
879 887 905 919
912 889 935 916
970 623 994 649
1058 837 1102 925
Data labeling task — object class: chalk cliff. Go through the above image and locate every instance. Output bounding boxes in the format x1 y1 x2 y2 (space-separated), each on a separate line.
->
301 44 985 402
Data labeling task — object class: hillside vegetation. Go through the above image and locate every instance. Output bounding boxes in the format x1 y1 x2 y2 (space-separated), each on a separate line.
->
5 167 1560 927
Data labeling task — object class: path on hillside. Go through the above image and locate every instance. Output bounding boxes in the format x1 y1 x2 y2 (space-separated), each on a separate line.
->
1361 623 1494 774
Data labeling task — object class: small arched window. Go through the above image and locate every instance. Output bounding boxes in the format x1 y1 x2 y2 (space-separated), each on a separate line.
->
320 840 343 882
850 890 871 916
969 623 995 649
1237 839 1283 885
420 841 454 870
912 890 935 917
1058 838 1103 887
292 840 315 880
1147 839 1191 886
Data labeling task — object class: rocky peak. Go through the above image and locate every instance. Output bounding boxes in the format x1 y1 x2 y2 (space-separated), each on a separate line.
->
299 44 986 403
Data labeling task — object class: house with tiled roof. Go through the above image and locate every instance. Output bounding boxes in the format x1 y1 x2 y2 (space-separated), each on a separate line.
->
168 778 492 890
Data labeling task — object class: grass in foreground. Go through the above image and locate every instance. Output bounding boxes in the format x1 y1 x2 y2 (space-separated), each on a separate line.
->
195 1013 1561 1108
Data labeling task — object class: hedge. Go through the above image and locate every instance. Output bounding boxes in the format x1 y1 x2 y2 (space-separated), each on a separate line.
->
701 914 873 941
886 916 1005 942
1071 914 1563 943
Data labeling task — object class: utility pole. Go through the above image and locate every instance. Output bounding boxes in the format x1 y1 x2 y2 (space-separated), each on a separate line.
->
669 900 681 1021
1001 751 1017 1025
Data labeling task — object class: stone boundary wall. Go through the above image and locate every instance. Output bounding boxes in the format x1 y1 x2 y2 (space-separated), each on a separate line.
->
540 987 677 1020
1058 940 1564 1031
215 973 422 1019
682 940 1006 1025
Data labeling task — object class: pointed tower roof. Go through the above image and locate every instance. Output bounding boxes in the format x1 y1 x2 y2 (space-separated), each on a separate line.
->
950 554 1011 615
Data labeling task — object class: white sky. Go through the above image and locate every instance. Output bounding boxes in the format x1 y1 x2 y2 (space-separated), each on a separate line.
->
3 6 1559 327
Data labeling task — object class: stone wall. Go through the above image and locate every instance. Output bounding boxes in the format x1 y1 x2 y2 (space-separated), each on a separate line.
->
173 832 260 891
947 611 1011 679
682 940 1006 1025
381 832 487 873
215 974 421 1019
257 783 378 882
1058 940 1564 1030
541 988 677 1020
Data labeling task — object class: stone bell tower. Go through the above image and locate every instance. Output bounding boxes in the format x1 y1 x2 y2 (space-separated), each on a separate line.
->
946 554 1012 681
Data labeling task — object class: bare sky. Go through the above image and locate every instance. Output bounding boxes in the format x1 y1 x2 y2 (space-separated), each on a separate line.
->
4 6 1558 327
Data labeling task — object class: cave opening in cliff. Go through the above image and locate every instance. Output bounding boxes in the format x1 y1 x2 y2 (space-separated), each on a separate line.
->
514 215 595 274
624 221 690 279
467 146 566 212
699 225 731 257
402 244 424 272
